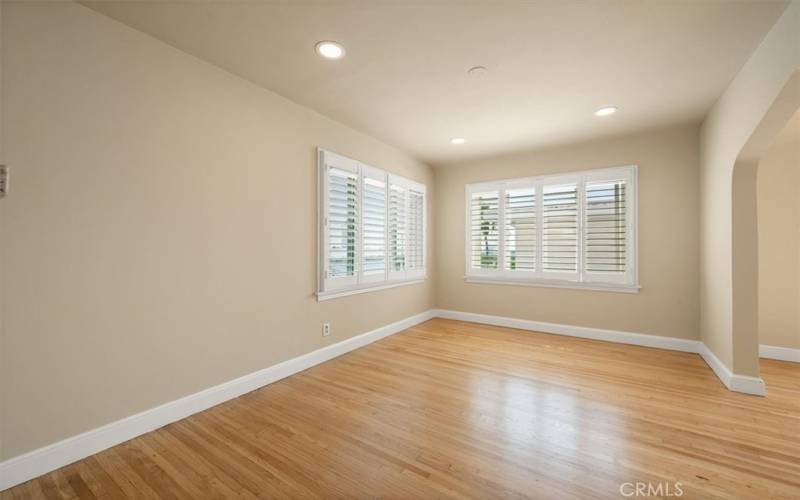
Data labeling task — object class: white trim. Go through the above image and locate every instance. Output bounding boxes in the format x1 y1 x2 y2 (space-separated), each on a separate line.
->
759 344 800 363
434 309 699 352
497 184 506 272
433 309 766 396
699 344 766 396
388 173 426 193
316 278 425 301
0 310 436 492
464 276 641 294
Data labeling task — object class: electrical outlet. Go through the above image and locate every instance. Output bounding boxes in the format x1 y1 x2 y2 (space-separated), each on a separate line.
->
0 165 8 197
322 322 331 337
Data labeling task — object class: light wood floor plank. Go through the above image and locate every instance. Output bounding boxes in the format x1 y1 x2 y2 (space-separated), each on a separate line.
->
4 318 799 499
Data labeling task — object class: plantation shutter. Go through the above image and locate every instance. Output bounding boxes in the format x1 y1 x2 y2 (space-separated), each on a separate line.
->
583 168 634 284
317 149 428 297
322 151 360 290
361 166 387 283
469 190 500 271
504 187 536 272
407 186 426 278
541 181 579 278
388 182 407 279
464 166 636 290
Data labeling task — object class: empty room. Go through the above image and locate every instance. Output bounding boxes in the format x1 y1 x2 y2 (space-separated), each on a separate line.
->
1 0 799 498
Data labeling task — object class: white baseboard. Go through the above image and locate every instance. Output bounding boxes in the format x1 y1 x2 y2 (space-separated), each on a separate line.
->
699 344 766 396
760 344 800 363
433 309 703 353
0 310 436 492
433 309 766 396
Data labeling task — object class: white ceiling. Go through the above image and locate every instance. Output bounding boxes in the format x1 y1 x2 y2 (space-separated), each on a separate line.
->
82 0 788 166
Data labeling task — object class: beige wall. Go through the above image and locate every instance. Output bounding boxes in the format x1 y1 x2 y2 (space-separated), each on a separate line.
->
1 0 796 468
758 111 800 349
700 1 799 376
435 124 700 340
0 2 435 460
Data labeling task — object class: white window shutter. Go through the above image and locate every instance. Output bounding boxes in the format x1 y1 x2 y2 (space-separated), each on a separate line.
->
318 149 427 297
464 166 636 291
361 165 387 284
321 151 360 291
582 167 636 285
541 180 579 280
388 183 407 280
468 189 500 272
407 186 426 279
503 187 537 272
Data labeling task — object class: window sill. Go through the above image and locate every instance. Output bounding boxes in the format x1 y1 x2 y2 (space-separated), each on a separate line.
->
317 278 426 302
464 275 641 294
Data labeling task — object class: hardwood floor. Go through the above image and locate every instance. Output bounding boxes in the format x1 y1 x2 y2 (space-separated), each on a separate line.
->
3 318 799 499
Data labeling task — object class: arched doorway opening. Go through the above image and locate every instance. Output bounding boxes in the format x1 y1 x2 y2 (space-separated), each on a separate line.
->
731 71 799 388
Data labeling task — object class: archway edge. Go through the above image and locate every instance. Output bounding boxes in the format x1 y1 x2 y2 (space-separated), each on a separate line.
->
731 70 800 379
700 1 799 395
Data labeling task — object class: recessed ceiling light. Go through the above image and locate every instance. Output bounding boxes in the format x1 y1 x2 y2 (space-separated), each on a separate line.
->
594 106 618 117
450 137 466 145
315 41 345 59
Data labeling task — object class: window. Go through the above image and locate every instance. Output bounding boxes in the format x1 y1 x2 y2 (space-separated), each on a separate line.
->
465 165 638 292
319 149 426 299
469 190 499 270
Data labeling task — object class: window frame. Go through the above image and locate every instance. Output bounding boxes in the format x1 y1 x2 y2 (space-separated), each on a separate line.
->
317 149 426 301
464 165 639 293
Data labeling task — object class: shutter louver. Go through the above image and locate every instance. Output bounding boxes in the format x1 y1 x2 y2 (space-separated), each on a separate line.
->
362 177 386 277
407 189 425 271
542 183 578 272
504 188 536 271
470 191 500 269
585 179 626 273
327 167 358 278
389 185 407 272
